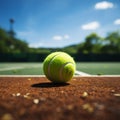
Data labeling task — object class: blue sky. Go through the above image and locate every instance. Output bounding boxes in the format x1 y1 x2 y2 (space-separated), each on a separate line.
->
0 0 120 48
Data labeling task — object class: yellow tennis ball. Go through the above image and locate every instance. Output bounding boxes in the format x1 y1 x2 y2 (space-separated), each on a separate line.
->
43 52 76 83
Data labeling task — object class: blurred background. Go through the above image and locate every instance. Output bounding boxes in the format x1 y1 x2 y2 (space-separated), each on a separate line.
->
0 0 120 62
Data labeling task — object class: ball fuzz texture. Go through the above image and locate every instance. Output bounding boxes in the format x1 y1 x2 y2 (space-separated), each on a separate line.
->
43 52 76 83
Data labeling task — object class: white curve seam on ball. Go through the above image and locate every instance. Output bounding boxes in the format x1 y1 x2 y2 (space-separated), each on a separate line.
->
59 62 75 81
47 53 61 78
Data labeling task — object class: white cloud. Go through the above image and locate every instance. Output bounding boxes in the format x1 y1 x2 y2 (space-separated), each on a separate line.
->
17 31 33 37
17 30 42 41
114 19 120 25
81 21 100 30
17 30 44 48
53 34 70 40
53 35 63 40
95 1 114 10
64 34 70 39
29 42 44 48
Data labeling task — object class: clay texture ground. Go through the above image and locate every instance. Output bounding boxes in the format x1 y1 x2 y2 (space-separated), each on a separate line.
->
0 76 120 120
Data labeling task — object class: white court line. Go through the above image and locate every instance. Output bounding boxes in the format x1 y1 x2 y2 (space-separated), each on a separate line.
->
0 67 119 77
0 75 120 77
0 70 91 77
0 75 45 77
0 67 26 71
0 65 41 72
75 70 91 76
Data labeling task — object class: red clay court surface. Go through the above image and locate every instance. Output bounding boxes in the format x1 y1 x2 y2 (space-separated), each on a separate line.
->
0 76 120 120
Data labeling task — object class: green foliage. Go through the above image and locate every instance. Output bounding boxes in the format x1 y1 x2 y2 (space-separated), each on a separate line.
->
78 31 120 54
101 31 120 53
78 33 103 54
62 44 79 54
0 28 29 53
0 27 120 54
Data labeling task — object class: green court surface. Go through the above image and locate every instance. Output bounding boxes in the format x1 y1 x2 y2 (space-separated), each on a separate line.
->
0 62 120 75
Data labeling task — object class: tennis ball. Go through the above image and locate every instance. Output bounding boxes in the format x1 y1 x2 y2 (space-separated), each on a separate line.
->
43 52 76 83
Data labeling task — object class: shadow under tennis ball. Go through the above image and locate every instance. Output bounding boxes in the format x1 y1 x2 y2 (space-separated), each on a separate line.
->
31 82 69 88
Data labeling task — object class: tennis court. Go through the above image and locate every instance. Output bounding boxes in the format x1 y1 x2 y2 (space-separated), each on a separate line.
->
0 62 120 120
0 62 120 75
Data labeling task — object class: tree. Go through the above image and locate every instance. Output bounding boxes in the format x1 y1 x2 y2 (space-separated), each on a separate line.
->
14 39 29 53
0 28 9 53
102 31 120 53
0 27 29 53
78 33 103 54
